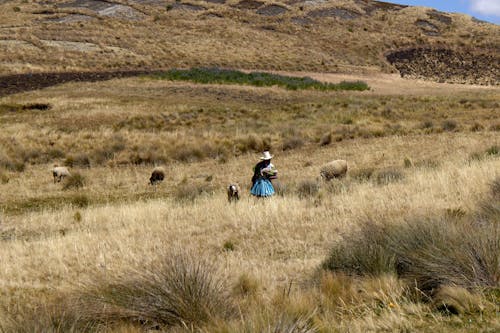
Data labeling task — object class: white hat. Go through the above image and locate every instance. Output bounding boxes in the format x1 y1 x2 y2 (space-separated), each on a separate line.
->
260 151 273 160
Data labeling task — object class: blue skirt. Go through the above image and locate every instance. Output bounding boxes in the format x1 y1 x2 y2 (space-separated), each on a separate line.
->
251 178 275 197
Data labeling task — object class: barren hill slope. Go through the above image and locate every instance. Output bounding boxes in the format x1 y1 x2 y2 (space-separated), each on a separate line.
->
0 0 498 84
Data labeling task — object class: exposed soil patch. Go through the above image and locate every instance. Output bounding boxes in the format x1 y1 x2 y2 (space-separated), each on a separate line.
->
427 10 452 25
308 7 361 20
59 0 111 11
291 16 312 25
0 70 160 97
257 5 288 16
59 0 145 20
171 3 206 11
355 0 407 15
0 39 39 51
415 19 440 36
45 14 94 23
202 0 226 3
41 40 101 52
386 48 500 85
233 0 264 10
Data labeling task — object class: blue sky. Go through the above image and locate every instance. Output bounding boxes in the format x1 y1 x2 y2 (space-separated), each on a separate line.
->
387 0 500 24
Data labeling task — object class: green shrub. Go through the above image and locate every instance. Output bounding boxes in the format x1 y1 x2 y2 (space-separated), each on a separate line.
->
151 68 369 91
223 240 235 252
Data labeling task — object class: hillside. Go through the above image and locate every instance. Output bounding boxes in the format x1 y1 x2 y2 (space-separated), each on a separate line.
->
0 0 499 84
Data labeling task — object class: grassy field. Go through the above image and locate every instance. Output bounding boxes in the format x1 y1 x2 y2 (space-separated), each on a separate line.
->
0 72 499 332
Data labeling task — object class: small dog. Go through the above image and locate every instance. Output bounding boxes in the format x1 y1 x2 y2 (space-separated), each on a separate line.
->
227 184 240 203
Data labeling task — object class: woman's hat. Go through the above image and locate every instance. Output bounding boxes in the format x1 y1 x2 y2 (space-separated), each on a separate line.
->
260 151 273 160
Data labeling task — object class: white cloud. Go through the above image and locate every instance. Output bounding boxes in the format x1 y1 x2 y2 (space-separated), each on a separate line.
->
469 0 500 16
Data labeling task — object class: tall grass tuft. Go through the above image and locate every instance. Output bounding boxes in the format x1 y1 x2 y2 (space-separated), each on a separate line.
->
151 68 370 91
322 195 500 294
74 252 234 329
62 173 86 190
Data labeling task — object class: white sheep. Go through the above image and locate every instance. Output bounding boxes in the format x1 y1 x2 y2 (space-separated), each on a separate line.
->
149 166 165 185
227 183 240 202
320 160 348 180
52 165 71 183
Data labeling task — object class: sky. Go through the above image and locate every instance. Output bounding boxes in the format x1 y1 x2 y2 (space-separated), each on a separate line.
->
387 0 500 24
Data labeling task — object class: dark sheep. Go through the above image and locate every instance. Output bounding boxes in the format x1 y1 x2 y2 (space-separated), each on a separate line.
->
149 166 165 185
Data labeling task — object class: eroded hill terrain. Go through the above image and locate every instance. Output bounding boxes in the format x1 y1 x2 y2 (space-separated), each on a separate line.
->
0 0 498 84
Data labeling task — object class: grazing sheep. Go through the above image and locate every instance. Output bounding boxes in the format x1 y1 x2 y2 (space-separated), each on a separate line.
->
320 160 348 180
149 166 165 185
227 183 240 202
52 165 71 183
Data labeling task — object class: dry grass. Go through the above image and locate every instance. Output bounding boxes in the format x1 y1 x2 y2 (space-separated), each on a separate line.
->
0 0 498 82
0 74 499 331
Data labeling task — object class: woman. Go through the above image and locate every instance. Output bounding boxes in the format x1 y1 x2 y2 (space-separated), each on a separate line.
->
251 151 278 197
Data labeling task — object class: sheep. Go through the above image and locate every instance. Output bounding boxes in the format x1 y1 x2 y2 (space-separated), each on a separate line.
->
149 166 165 186
320 160 348 180
52 165 71 183
227 183 240 202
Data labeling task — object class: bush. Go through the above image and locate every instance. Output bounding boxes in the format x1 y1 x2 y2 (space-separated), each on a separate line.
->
375 169 404 185
0 154 25 172
70 194 89 208
441 120 458 132
62 173 86 190
485 145 499 156
350 167 375 182
282 136 304 151
413 159 440 169
273 181 288 196
233 274 260 298
319 133 332 146
420 120 434 129
223 240 235 252
322 209 500 293
77 252 234 329
490 177 500 199
64 154 91 168
173 182 214 202
470 122 484 132
151 68 370 91
296 180 320 199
